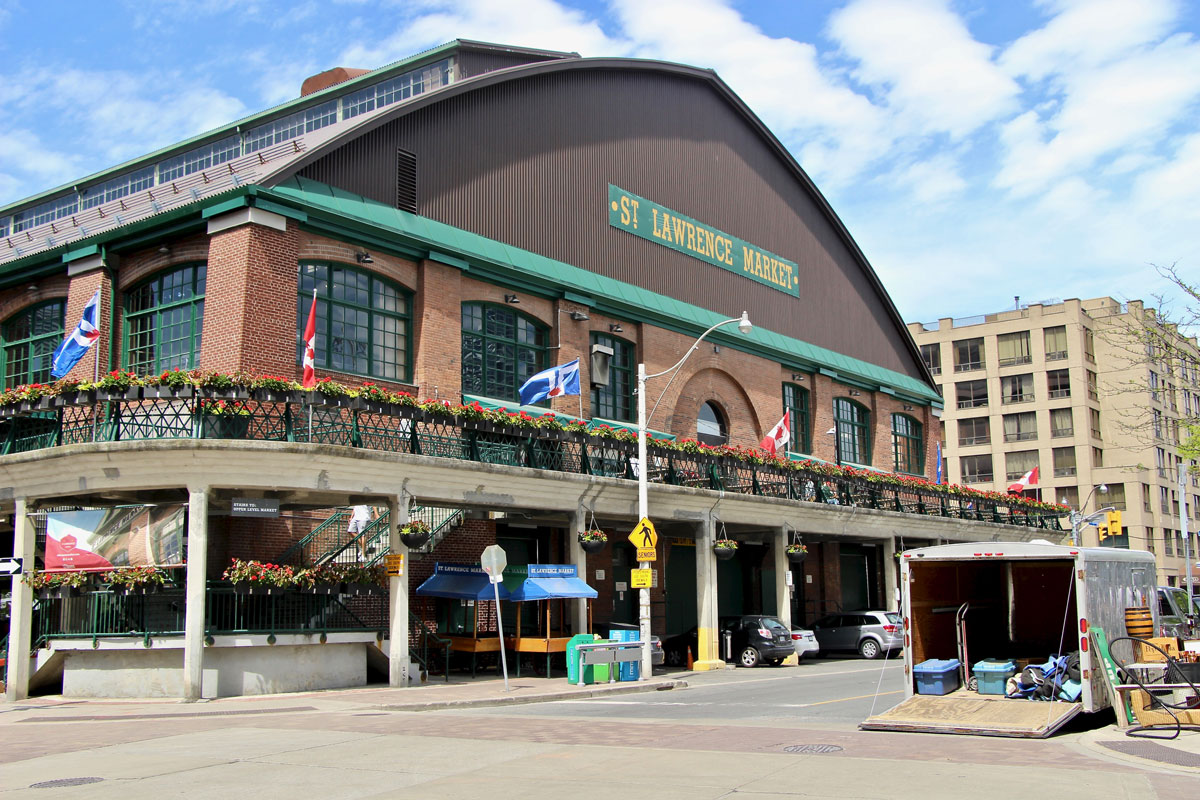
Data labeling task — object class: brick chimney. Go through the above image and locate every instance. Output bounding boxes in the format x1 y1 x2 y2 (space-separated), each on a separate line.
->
301 67 371 97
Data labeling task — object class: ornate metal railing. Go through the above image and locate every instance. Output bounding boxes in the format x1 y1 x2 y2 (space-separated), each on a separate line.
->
0 390 1062 529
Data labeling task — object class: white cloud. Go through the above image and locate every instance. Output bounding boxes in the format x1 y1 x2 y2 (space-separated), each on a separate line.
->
0 129 78 186
893 155 969 205
828 0 1019 139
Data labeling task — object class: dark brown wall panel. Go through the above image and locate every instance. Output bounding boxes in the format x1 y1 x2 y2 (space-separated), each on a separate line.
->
298 66 922 379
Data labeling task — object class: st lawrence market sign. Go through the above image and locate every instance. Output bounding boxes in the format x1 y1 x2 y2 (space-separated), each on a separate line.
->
608 184 799 297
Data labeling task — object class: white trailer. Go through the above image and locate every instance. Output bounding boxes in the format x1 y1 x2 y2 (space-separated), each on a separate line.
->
861 542 1156 738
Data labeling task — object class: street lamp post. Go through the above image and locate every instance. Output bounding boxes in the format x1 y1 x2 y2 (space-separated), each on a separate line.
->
636 311 752 678
1063 483 1110 547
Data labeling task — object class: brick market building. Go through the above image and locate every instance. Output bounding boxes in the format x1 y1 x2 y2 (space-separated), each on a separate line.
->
0 41 1056 699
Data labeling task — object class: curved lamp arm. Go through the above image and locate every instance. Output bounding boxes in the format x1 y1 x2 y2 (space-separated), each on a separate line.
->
644 311 751 427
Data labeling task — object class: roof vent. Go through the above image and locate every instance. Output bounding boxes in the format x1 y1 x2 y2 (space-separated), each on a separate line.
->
301 67 371 97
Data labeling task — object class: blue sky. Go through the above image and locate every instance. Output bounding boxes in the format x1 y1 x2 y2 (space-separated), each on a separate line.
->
1 0 1198 325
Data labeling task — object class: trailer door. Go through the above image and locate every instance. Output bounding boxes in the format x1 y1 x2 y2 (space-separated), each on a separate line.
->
861 695 1082 738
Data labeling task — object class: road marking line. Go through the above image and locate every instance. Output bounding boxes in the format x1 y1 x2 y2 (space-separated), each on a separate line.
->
685 663 902 689
781 690 903 708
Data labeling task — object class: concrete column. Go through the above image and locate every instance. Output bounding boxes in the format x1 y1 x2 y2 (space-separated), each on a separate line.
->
774 527 792 630
568 509 588 634
882 536 898 611
693 515 723 671
183 487 209 700
388 496 411 687
6 499 35 701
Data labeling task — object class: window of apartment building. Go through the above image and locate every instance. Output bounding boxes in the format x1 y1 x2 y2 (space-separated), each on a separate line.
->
590 333 634 422
1050 407 1074 438
920 343 941 375
783 382 812 454
1106 483 1127 510
1092 446 1103 467
953 337 984 372
960 454 993 483
997 331 1031 366
1084 328 1095 362
1167 382 1178 411
697 401 728 446
1156 447 1167 477
958 417 990 446
1052 446 1077 477
298 262 412 382
892 414 924 474
1001 373 1034 404
1153 409 1164 440
1162 528 1174 556
1144 483 1153 512
1005 450 1039 481
956 379 988 409
1090 408 1102 439
125 263 206 373
833 398 871 465
1087 370 1098 401
1160 485 1170 513
1003 411 1037 442
1146 528 1155 553
1044 325 1068 361
2 300 64 389
461 302 546 402
1059 485 1079 509
1047 369 1071 399
1149 370 1159 402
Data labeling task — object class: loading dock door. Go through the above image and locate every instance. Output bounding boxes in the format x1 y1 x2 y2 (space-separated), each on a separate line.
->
860 694 1082 738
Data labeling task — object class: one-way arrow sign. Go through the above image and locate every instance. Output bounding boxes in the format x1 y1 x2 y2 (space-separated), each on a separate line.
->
0 556 23 576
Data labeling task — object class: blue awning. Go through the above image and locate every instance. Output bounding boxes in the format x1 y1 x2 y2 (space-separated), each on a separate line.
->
415 563 510 601
508 564 598 602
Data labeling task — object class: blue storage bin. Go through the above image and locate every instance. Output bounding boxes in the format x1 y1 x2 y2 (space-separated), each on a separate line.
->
972 659 1017 696
914 658 961 695
609 628 640 681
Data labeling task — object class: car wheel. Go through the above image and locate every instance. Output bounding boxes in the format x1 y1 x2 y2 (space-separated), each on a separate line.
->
665 648 683 667
739 646 761 668
858 638 881 659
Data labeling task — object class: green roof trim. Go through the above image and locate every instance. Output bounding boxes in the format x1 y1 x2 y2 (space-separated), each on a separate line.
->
264 176 941 404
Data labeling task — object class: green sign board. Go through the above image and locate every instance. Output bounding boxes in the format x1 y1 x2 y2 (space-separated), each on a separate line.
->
608 184 799 296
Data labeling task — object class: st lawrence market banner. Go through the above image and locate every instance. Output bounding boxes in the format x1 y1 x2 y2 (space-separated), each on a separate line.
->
45 505 186 570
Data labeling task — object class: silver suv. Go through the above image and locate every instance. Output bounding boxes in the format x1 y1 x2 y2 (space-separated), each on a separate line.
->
811 610 903 659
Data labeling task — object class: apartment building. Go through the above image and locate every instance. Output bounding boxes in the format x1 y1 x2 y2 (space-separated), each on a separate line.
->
909 298 1200 586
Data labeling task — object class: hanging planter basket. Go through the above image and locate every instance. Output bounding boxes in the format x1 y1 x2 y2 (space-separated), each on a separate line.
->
713 541 738 561
400 530 431 549
786 549 808 564
579 536 607 554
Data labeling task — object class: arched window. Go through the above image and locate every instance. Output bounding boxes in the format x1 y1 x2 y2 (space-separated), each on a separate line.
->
125 263 206 373
590 332 634 422
298 262 412 381
461 303 547 402
782 382 811 454
697 401 727 446
2 300 64 388
892 413 924 474
833 397 870 465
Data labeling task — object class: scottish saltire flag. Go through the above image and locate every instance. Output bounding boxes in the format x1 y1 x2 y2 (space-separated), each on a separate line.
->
519 359 580 405
936 441 943 484
50 290 101 378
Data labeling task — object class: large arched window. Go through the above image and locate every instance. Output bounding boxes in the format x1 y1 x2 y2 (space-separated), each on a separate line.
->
125 263 206 373
2 300 64 388
697 401 727 446
461 303 547 402
298 262 411 381
833 397 871 465
590 332 634 422
892 413 924 475
783 382 811 454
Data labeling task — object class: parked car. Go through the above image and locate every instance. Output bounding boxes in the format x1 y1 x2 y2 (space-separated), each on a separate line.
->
662 615 795 668
602 622 664 666
791 628 819 659
1157 586 1197 639
811 611 902 659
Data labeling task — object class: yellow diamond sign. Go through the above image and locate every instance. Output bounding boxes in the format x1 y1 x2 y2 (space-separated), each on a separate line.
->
627 518 658 549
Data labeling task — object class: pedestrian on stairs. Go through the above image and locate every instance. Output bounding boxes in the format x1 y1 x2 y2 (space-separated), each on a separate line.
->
349 504 374 561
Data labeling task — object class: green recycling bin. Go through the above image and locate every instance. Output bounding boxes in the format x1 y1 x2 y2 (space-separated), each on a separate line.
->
566 634 598 685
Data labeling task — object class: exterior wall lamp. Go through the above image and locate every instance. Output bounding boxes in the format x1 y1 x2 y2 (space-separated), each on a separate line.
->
504 294 520 304
356 251 374 264
609 323 624 333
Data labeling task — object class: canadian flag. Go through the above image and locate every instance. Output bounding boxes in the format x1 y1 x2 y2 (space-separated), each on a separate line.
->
759 411 791 455
301 289 317 388
1007 466 1039 493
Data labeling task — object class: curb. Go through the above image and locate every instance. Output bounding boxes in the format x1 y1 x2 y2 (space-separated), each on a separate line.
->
376 678 690 712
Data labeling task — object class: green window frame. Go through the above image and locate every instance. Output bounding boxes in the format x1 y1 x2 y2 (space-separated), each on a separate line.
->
125 263 206 374
590 332 634 422
782 382 811 454
833 397 870 465
2 300 65 388
461 303 547 403
298 262 412 382
891 413 923 475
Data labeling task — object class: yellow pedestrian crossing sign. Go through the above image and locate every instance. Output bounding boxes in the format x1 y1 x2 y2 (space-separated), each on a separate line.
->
628 517 657 549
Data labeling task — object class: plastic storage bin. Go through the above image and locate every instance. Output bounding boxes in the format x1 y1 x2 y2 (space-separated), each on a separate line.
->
609 628 640 682
972 659 1017 695
914 658 961 695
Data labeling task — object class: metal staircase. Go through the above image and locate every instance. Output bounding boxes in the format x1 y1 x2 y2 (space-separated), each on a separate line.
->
279 505 465 568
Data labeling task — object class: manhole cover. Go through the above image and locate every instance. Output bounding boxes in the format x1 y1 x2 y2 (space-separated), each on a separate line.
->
783 744 844 754
31 777 104 789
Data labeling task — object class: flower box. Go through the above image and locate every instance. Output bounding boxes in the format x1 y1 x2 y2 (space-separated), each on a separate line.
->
359 400 398 416
232 583 275 595
96 387 141 402
342 582 383 596
252 388 303 404
145 384 195 399
308 584 338 595
39 585 85 600
300 391 360 409
53 389 96 406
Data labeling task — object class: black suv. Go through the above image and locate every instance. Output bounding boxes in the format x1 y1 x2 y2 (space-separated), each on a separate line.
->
663 615 794 668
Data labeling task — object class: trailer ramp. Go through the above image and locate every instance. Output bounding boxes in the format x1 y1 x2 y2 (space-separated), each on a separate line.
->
860 693 1082 738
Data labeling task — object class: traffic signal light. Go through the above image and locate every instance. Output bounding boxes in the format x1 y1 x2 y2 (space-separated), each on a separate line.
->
1097 518 1109 541
1099 510 1123 541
